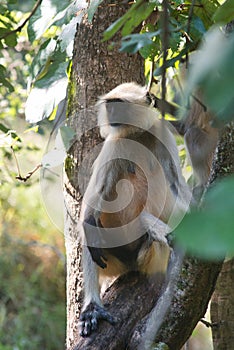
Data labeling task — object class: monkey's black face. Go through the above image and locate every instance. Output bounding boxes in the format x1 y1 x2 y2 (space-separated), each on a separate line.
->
109 122 122 127
98 96 158 139
106 98 123 104
104 100 149 130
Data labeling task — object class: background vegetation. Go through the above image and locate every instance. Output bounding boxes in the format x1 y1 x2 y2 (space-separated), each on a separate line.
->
0 1 67 349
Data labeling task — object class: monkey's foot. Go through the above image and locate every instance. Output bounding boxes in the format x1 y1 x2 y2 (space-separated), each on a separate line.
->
79 302 116 337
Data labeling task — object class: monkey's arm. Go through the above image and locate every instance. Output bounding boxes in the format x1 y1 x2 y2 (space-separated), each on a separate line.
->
140 211 169 245
79 245 116 337
147 92 180 118
83 215 108 269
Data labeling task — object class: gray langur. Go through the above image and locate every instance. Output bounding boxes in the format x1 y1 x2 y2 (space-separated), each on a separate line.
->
179 93 218 195
151 90 219 197
78 82 192 337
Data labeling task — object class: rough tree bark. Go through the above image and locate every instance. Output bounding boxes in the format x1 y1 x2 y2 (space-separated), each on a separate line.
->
209 22 234 350
211 258 234 350
128 124 233 350
64 3 233 350
64 2 144 349
210 123 234 350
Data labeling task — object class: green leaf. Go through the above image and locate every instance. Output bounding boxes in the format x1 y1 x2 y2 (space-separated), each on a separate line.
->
0 5 7 14
120 31 161 54
30 39 56 80
139 40 160 60
121 2 156 36
0 73 14 92
58 126 75 151
0 15 14 30
4 32 17 47
25 77 67 123
30 39 68 87
103 16 127 41
88 0 103 22
185 27 234 122
0 27 9 36
176 177 234 259
34 55 67 89
58 14 83 56
213 0 234 24
194 0 219 29
189 15 206 43
52 0 86 27
103 0 155 41
27 0 70 41
154 47 189 75
0 123 20 141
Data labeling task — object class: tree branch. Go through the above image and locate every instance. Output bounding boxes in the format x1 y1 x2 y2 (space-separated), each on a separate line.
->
0 0 42 41
161 0 169 118
72 272 163 350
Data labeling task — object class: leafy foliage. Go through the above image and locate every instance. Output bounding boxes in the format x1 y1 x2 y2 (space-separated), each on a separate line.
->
120 31 161 54
176 177 234 259
0 146 65 349
104 0 156 40
213 0 234 24
0 0 86 125
0 233 65 350
185 27 234 121
103 0 230 83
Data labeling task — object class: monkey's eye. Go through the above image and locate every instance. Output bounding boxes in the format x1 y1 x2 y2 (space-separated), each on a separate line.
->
109 122 122 127
106 98 123 103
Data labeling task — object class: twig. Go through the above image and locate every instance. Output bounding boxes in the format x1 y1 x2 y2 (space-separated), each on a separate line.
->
147 60 155 92
191 94 207 111
200 318 221 329
16 163 42 182
0 0 42 41
185 0 196 67
11 146 21 178
161 0 169 119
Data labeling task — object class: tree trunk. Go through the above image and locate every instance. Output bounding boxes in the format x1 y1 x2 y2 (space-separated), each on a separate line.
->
210 22 234 350
211 258 234 350
128 124 234 350
64 2 144 349
210 123 234 350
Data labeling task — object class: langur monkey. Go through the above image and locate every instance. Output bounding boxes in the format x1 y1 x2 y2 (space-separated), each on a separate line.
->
152 90 219 197
178 93 219 196
79 82 192 337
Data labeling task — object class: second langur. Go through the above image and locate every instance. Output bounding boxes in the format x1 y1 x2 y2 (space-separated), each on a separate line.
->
79 82 192 337
149 89 219 196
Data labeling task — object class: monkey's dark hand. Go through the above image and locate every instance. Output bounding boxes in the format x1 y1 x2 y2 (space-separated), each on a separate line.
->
79 302 117 337
88 246 107 269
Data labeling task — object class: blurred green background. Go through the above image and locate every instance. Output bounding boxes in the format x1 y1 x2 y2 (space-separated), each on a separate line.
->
0 1 66 347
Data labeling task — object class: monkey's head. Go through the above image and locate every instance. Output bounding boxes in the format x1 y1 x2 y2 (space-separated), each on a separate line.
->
97 82 157 139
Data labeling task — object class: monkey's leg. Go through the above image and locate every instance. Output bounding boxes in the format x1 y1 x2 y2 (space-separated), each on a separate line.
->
79 245 116 337
137 211 171 275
